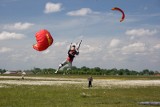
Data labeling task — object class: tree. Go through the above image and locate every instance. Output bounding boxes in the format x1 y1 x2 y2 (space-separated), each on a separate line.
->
110 68 118 75
0 69 6 74
32 67 41 74
72 66 77 70
92 67 101 75
142 69 150 75
118 69 124 75
130 70 138 75
48 68 55 74
124 69 130 75
80 66 90 74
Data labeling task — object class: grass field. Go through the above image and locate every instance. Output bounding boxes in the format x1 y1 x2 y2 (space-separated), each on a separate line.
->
0 75 160 107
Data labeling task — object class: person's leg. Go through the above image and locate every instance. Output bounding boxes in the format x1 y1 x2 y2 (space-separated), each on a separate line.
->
55 60 68 73
88 81 91 87
90 81 92 87
66 62 72 74
22 75 24 80
88 81 90 87
67 62 72 70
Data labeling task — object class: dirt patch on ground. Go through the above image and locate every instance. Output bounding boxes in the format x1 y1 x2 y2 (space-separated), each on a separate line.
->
0 76 160 88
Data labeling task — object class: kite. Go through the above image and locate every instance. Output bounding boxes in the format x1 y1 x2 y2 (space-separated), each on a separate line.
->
112 7 125 22
33 29 53 51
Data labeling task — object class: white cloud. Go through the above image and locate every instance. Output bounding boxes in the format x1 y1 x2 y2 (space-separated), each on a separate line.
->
122 42 146 55
77 55 93 61
80 44 101 54
109 39 120 47
42 49 50 54
67 8 93 16
154 44 160 49
0 31 25 40
125 28 157 37
3 22 34 30
0 47 12 53
54 41 67 47
44 2 62 14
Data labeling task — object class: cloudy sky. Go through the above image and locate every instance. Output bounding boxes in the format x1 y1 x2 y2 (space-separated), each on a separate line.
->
0 0 160 71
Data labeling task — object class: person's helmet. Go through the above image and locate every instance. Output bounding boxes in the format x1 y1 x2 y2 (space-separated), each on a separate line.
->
71 43 76 47
71 45 76 50
72 45 76 47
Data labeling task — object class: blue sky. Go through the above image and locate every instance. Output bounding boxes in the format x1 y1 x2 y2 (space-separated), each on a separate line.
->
0 0 160 71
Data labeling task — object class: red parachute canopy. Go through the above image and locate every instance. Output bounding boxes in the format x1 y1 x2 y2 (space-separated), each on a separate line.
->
33 29 53 51
112 7 125 22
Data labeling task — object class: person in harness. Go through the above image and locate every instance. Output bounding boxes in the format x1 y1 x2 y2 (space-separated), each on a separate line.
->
55 40 82 74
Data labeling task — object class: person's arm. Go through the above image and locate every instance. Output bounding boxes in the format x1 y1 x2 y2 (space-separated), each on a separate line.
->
76 50 79 55
77 40 82 51
69 43 72 50
68 50 75 58
68 50 70 55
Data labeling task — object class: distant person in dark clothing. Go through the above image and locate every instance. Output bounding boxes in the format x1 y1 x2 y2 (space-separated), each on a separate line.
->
88 76 93 88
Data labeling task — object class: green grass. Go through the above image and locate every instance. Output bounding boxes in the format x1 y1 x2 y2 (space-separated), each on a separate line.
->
0 75 160 107
0 84 160 107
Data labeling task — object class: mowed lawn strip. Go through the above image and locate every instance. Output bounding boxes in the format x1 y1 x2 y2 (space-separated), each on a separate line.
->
0 84 160 107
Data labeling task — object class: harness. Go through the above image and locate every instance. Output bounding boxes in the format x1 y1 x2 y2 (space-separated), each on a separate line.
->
67 50 78 62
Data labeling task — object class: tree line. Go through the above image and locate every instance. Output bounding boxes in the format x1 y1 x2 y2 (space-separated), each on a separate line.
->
24 66 159 75
0 66 159 75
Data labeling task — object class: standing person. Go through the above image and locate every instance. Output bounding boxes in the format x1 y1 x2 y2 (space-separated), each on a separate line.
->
55 40 82 74
21 71 26 80
88 76 93 88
